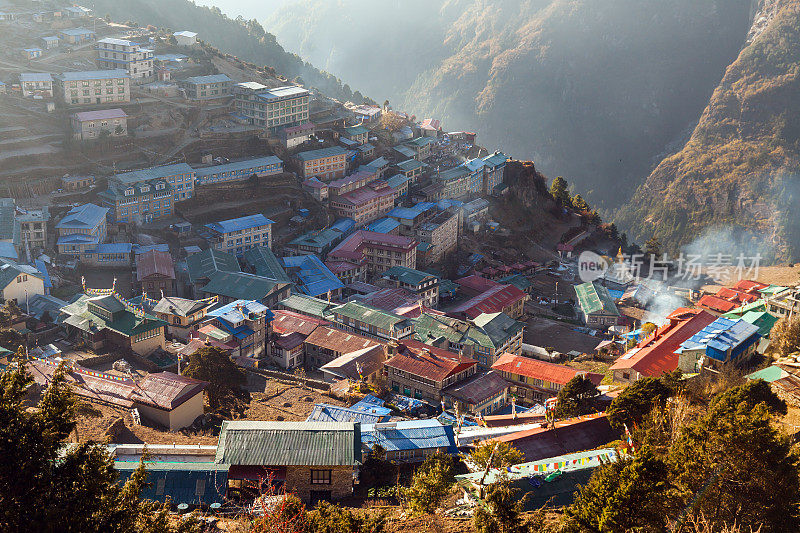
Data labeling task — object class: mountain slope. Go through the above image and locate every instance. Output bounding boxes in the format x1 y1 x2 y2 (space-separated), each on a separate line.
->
616 0 800 261
266 0 752 206
88 0 367 103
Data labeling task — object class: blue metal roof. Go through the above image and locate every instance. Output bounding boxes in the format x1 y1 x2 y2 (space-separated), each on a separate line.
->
295 146 347 162
34 259 52 289
350 395 393 418
306 403 390 424
56 203 108 230
114 163 194 184
194 156 283 178
205 214 274 234
281 254 344 297
387 207 420 220
114 462 228 506
88 243 132 254
57 234 99 245
365 218 400 234
0 242 17 260
679 317 760 361
330 218 356 234
207 299 271 325
361 420 458 454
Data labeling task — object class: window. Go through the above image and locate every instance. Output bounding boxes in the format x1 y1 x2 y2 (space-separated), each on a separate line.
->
311 470 331 484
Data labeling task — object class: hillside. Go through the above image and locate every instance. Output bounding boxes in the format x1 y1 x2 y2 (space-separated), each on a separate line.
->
617 0 800 261
87 0 371 104
265 0 752 207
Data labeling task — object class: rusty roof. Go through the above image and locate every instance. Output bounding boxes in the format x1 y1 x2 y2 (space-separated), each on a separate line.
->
271 310 330 336
384 339 477 383
492 353 602 386
303 326 383 354
136 249 175 281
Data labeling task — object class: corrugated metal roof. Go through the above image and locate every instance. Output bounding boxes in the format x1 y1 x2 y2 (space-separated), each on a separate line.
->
216 421 361 466
361 419 457 453
575 282 619 316
205 214 274 234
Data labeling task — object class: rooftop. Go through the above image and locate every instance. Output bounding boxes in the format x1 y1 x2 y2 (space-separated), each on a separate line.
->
382 265 437 287
331 301 412 332
303 326 382 354
184 74 232 85
575 282 620 317
282 254 344 297
194 156 282 178
186 248 240 284
294 146 347 162
56 203 108 230
384 339 477 382
201 271 286 301
19 72 53 83
57 69 129 81
441 370 509 405
361 419 458 454
492 353 603 386
73 109 127 122
136 249 175 281
449 284 527 320
215 421 361 466
113 163 194 185
205 213 274 234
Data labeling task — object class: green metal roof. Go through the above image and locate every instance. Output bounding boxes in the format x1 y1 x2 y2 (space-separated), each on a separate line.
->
331 301 410 331
722 298 768 319
242 246 291 282
381 265 436 288
412 311 522 351
201 271 284 301
215 421 361 466
498 274 532 292
740 310 778 337
746 365 789 383
186 248 240 284
278 294 333 319
575 282 619 316
61 294 165 337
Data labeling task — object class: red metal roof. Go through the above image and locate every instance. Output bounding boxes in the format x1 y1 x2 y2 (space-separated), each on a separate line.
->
136 249 175 281
732 279 768 294
384 339 477 383
492 353 603 386
455 274 501 295
697 294 737 313
609 307 716 377
448 284 527 319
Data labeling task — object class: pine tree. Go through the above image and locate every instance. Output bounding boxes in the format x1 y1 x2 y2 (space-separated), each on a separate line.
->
549 176 572 206
554 375 600 419
182 345 248 410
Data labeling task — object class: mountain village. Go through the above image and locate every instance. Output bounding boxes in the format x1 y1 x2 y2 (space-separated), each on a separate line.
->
0 2 799 530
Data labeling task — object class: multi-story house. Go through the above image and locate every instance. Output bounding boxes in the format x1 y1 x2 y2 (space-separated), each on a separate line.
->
204 299 270 363
295 146 348 180
96 38 154 79
330 182 395 227
54 69 130 106
448 284 528 320
19 73 53 97
384 339 478 403
482 151 508 194
205 214 274 256
233 83 310 133
330 301 414 342
61 175 95 191
403 137 435 160
182 74 232 100
55 203 109 256
341 124 368 145
136 249 175 299
396 159 425 182
17 207 49 254
71 109 127 140
575 281 621 328
60 294 166 356
327 230 417 276
22 48 42 60
412 311 525 369
413 210 458 266
325 260 367 286
139 295 216 341
380 266 439 307
436 165 471 200
0 258 46 303
100 163 195 223
492 353 603 405
194 156 283 185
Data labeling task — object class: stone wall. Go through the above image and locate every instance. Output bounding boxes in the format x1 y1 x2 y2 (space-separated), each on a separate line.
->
285 465 353 502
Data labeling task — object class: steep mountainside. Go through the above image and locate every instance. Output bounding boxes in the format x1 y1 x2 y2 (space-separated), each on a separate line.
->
617 0 800 261
266 0 752 206
88 0 368 103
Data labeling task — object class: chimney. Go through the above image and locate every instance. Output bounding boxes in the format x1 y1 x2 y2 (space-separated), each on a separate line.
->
387 341 398 356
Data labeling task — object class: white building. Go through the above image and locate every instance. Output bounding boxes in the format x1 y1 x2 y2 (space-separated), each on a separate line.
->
19 73 53 98
96 38 154 80
173 31 197 47
54 69 131 106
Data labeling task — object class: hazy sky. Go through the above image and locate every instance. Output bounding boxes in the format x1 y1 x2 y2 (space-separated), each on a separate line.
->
192 0 291 20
